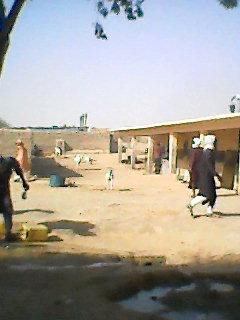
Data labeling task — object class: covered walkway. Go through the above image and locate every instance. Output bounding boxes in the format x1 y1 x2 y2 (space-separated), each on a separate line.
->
113 113 240 193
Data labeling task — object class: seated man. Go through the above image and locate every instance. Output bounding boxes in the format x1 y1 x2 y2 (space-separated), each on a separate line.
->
0 156 29 241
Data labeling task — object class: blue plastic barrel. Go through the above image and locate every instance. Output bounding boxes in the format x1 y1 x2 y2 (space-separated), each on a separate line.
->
49 175 65 187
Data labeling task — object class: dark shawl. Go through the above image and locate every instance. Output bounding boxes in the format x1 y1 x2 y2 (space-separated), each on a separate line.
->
197 149 217 206
189 147 203 189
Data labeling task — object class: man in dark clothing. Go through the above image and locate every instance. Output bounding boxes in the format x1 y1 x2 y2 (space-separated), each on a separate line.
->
0 156 29 240
188 137 203 197
187 135 221 218
153 143 164 174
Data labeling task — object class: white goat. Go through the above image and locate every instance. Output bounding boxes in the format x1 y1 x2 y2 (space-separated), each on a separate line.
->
74 154 93 166
105 169 114 190
74 154 82 166
55 147 62 156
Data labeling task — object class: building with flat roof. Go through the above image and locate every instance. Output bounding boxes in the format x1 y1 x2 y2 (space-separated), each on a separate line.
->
113 113 240 193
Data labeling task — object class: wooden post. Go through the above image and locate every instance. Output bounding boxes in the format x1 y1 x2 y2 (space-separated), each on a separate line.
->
118 137 123 163
146 136 153 174
131 137 136 169
169 133 178 174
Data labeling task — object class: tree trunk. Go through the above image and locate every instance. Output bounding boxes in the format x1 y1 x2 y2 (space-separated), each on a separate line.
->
0 37 9 76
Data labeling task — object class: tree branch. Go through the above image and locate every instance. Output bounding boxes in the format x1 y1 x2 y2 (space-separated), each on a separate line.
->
0 1 6 27
0 37 9 75
218 0 238 9
0 0 26 41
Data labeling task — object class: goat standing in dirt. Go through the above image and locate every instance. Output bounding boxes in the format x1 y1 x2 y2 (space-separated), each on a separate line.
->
105 169 114 190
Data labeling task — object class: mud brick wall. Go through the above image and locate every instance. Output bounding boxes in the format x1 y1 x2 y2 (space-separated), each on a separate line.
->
32 131 111 155
0 129 32 157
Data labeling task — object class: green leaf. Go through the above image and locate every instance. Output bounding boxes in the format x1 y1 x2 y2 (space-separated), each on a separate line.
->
218 0 238 9
111 1 121 15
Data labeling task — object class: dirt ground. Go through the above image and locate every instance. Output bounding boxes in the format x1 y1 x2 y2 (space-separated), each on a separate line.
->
9 153 240 264
1 153 240 319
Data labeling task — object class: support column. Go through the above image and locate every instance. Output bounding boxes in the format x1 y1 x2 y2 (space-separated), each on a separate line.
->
146 136 153 174
238 131 240 194
238 154 240 195
131 137 136 169
200 132 205 147
118 137 123 163
169 133 178 174
27 129 33 176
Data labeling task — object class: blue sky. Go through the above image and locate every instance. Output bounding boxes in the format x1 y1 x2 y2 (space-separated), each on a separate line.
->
1 0 240 128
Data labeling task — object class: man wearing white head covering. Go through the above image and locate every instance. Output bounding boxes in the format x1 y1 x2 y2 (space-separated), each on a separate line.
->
187 135 221 218
188 137 203 197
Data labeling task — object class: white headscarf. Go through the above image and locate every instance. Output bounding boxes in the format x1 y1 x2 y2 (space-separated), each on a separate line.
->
192 137 201 149
204 135 216 150
16 139 23 145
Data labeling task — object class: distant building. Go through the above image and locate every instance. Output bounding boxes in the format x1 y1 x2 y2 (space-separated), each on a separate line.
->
79 113 88 131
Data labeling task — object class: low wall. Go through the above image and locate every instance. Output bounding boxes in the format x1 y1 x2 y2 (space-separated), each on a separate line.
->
0 129 32 157
0 129 112 158
32 130 111 155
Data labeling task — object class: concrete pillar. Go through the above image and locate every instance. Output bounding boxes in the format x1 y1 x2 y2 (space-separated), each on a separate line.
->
238 154 240 195
130 137 136 169
238 131 240 194
146 136 153 174
234 172 238 193
200 133 205 147
26 129 33 158
118 137 123 163
26 129 33 175
169 133 178 174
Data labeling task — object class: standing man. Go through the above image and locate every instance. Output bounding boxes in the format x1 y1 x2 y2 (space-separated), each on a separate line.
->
153 142 164 174
188 137 203 198
15 139 30 181
187 135 221 218
0 156 29 240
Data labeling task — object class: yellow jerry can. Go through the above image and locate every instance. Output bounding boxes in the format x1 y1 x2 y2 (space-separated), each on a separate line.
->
0 222 5 235
20 223 49 242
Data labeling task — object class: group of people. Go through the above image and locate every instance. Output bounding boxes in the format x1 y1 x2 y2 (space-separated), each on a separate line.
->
0 140 30 240
187 134 222 218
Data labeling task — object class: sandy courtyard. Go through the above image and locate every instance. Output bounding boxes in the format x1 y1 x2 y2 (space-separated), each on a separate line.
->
5 153 240 265
0 153 240 320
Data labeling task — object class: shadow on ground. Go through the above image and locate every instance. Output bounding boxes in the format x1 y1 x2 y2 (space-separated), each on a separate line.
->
193 211 240 219
81 168 102 171
214 211 240 217
109 266 240 320
42 220 96 236
14 209 55 215
218 193 238 198
31 157 82 178
0 252 240 320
